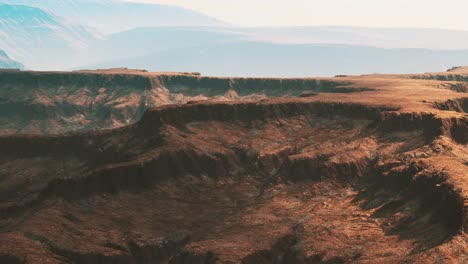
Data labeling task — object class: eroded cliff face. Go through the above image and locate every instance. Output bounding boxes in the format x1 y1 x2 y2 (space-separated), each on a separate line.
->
0 68 466 263
0 69 372 135
0 70 153 134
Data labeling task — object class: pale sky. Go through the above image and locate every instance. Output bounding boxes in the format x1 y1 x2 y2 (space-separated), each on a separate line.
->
127 0 468 30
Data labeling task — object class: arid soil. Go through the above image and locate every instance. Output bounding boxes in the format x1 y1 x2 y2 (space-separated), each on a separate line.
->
0 68 466 263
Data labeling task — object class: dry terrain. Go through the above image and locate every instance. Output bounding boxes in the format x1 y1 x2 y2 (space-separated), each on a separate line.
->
0 67 466 263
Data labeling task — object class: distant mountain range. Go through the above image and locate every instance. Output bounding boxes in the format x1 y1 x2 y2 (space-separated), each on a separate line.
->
0 0 226 33
0 50 23 69
83 27 245 66
240 26 468 50
85 40 468 77
81 27 468 77
0 4 98 69
0 0 467 76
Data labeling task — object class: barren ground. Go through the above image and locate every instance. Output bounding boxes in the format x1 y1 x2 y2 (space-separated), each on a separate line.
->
0 67 466 263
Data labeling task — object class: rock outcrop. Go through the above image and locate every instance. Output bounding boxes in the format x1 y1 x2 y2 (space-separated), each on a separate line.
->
0 68 466 263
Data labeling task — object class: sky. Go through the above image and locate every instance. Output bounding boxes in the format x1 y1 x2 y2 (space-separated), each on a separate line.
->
127 0 468 30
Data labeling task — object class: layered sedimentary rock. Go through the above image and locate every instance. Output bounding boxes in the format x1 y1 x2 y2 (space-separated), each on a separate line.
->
0 67 466 263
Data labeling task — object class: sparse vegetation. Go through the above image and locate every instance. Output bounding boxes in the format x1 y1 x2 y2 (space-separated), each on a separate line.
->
63 224 83 236
63 212 83 224
24 232 53 247
103 241 128 252
0 169 6 181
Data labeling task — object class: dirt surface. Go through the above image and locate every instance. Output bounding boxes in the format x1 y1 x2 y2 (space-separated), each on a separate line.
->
0 68 466 263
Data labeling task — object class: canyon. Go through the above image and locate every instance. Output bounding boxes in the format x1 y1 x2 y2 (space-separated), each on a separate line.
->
0 67 466 263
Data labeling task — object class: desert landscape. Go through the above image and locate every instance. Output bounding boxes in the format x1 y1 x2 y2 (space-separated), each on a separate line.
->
0 66 466 263
0 0 467 263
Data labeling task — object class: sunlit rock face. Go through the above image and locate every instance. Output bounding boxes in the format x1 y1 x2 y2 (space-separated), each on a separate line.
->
0 68 466 263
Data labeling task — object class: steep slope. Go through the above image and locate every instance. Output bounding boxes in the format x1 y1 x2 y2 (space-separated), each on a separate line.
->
0 69 352 134
0 0 227 34
0 68 466 263
0 50 23 69
0 68 467 135
0 4 98 70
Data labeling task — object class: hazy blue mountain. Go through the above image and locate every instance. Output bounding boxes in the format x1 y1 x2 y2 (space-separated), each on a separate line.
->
1 0 466 50
82 41 468 77
241 26 468 50
0 0 227 34
0 4 98 70
0 50 23 69
75 26 468 77
83 27 246 65
2 0 467 75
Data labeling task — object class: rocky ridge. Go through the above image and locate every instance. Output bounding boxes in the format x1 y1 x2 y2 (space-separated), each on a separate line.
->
0 67 466 263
